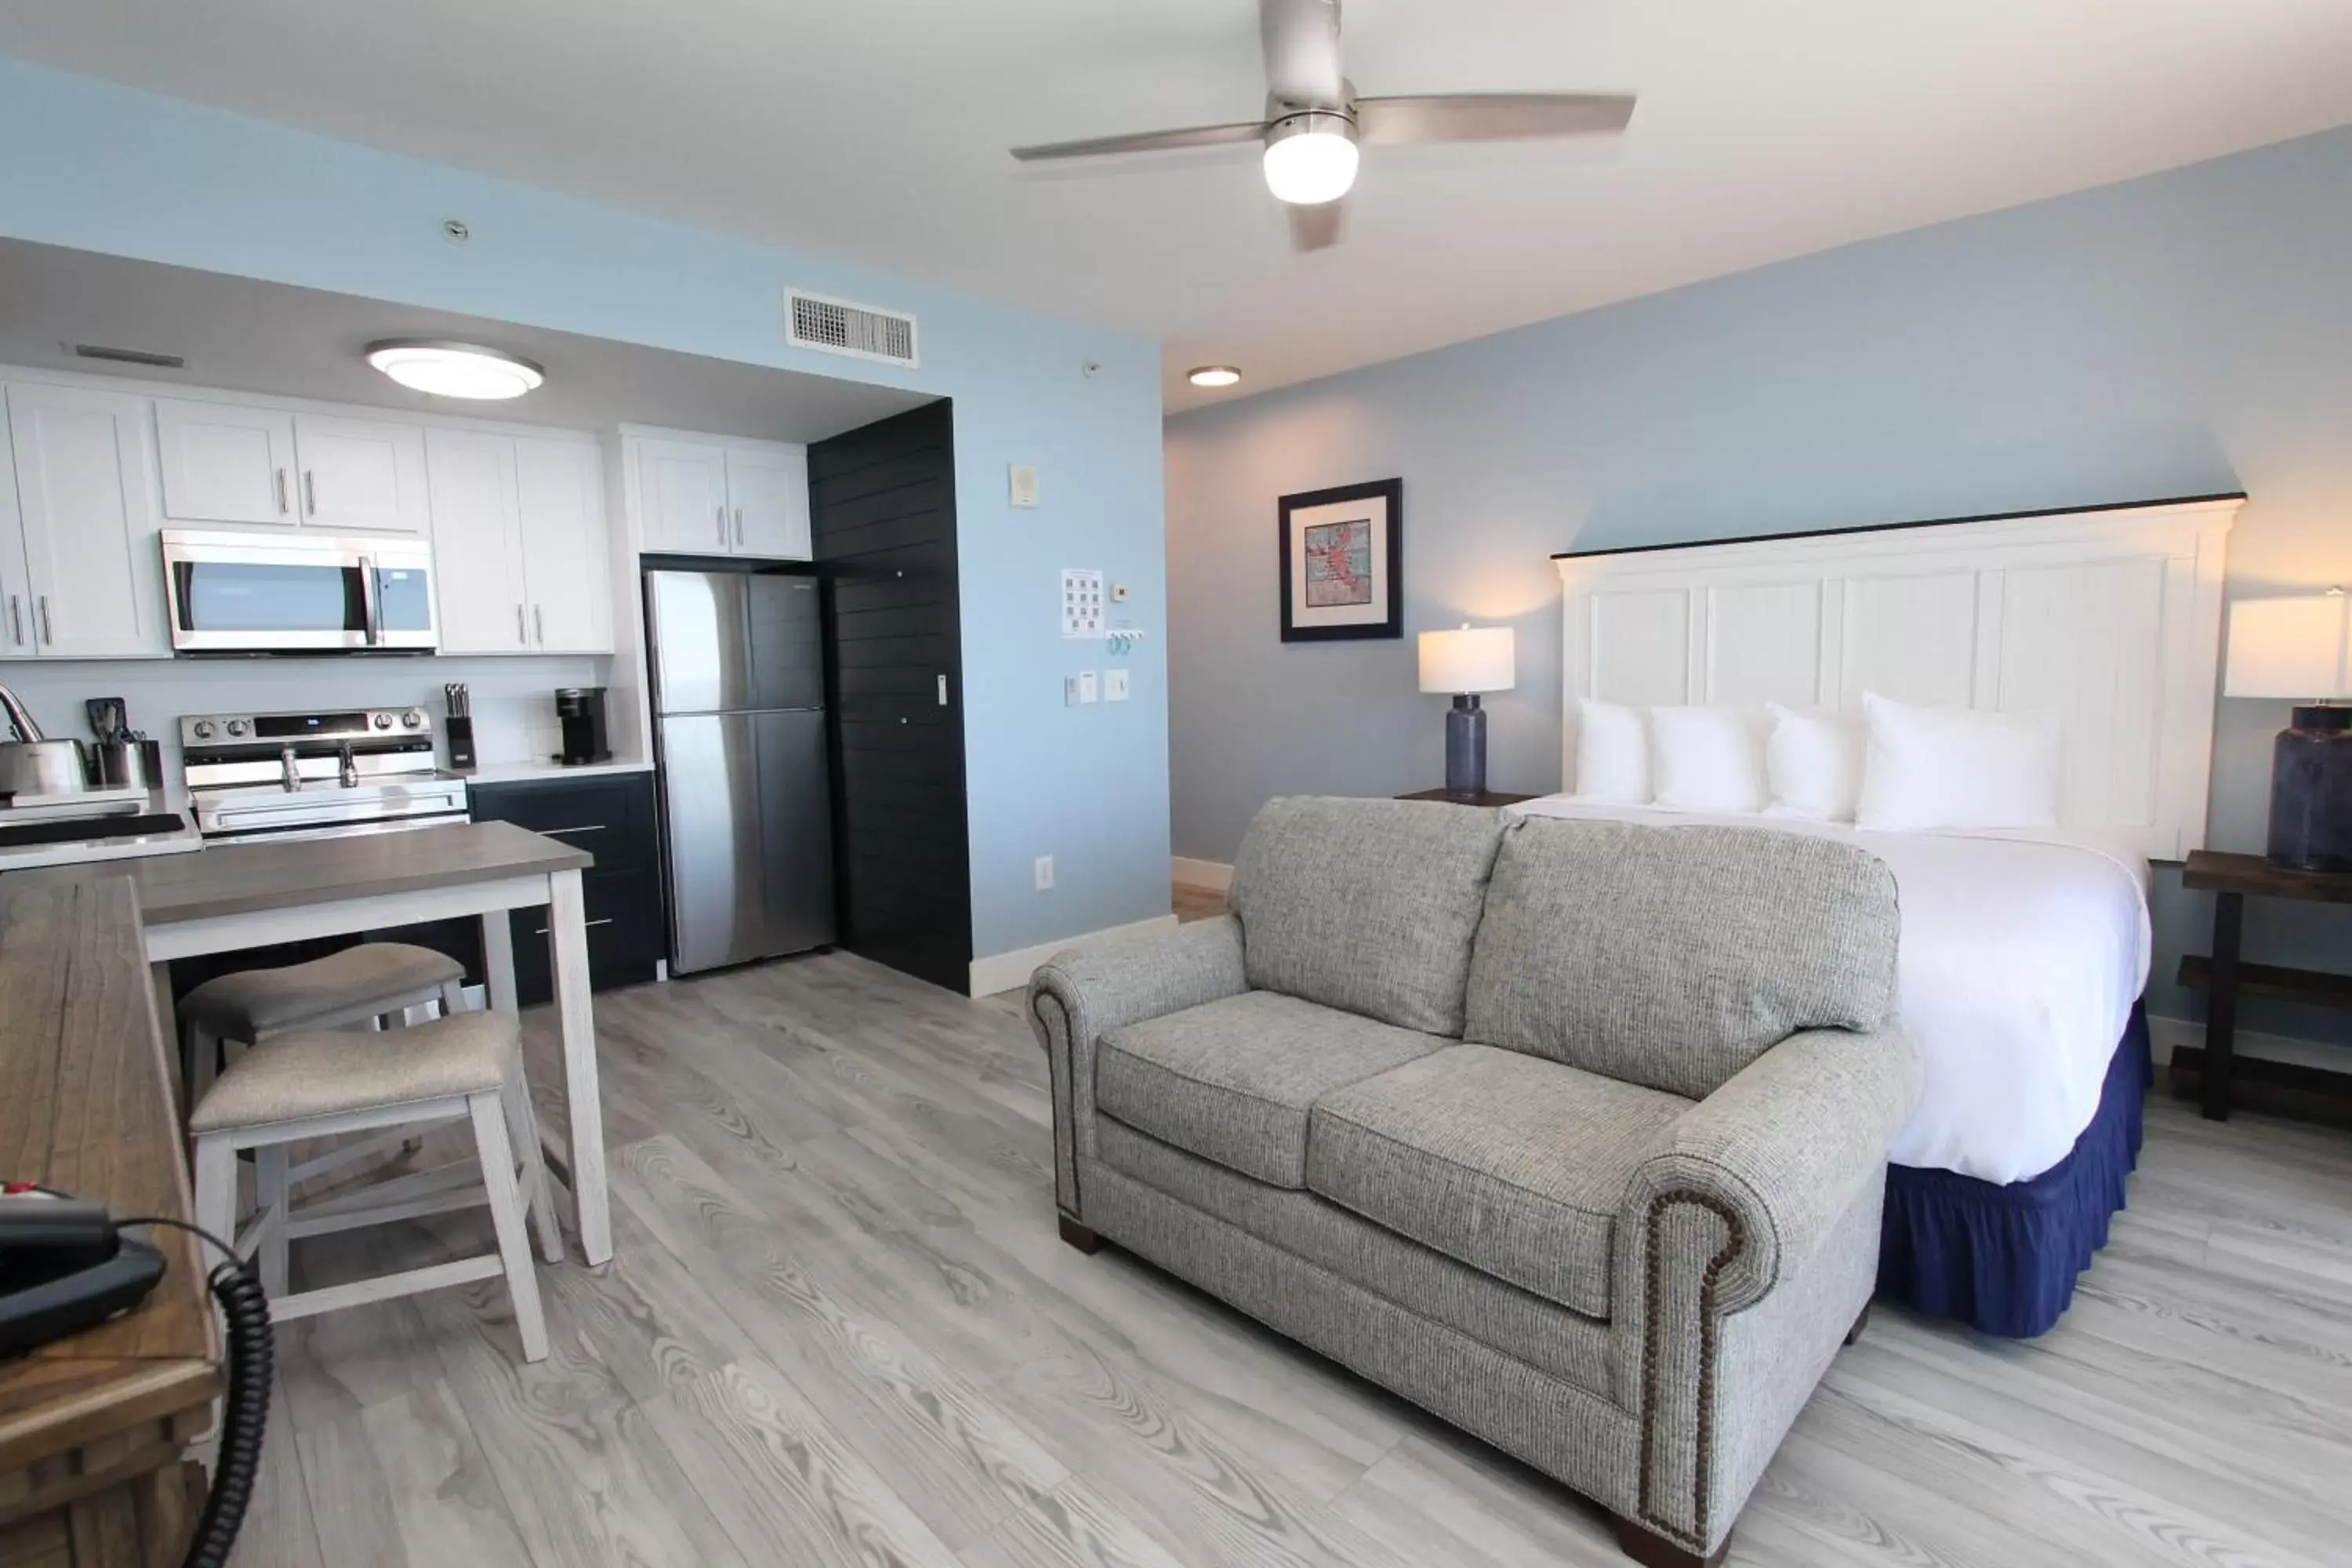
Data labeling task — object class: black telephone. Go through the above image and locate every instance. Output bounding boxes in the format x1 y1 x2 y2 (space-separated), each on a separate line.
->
0 1192 167 1358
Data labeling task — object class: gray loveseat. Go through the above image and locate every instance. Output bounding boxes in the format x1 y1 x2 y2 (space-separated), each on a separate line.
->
1029 797 1920 1566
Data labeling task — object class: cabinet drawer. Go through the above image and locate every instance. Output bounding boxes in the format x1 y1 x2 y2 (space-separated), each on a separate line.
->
470 773 655 873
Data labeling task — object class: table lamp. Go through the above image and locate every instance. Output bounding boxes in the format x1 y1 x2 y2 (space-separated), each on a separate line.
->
2224 590 2352 871
1418 623 1515 800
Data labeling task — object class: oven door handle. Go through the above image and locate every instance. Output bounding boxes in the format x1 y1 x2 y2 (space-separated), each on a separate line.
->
356 553 381 648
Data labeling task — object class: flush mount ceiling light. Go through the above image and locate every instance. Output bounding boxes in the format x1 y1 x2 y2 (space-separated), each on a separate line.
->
364 339 545 400
1188 365 1243 388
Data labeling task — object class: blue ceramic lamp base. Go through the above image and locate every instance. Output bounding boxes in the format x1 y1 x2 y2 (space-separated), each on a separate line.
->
1444 695 1486 800
2268 704 2352 872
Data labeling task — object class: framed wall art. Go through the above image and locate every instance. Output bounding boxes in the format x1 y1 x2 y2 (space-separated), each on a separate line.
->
1278 477 1403 642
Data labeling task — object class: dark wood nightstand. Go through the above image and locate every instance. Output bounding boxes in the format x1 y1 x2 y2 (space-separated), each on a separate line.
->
1396 788 1537 808
2177 849 2352 1123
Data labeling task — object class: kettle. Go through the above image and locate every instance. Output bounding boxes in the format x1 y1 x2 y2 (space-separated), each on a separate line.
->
0 683 90 799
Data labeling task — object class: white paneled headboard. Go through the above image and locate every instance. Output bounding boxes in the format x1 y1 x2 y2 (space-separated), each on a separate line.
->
1553 495 2243 860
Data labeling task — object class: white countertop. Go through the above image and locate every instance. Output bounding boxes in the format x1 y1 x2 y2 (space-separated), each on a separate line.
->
0 789 205 873
460 758 655 786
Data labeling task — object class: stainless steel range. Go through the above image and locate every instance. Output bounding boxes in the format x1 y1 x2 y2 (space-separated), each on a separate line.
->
180 707 470 844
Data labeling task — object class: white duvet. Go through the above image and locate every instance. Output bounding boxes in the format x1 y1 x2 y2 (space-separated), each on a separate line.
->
1504 797 2152 1185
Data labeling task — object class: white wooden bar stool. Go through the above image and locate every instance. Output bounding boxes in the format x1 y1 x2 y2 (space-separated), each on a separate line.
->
187 1007 564 1363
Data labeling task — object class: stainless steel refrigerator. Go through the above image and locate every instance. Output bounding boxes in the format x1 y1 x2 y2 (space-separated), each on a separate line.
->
646 569 835 973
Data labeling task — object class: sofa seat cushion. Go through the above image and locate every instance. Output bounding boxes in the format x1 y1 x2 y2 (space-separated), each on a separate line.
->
1097 991 1446 1189
1229 796 1506 1036
1307 1044 1691 1317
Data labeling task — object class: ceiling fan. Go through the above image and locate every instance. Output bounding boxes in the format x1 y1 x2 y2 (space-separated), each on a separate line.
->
1008 0 1636 251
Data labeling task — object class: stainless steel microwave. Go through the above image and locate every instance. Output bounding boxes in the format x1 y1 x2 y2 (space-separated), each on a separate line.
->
161 530 439 654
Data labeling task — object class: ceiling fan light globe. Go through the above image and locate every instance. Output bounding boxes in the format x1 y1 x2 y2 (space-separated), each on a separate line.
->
1262 118 1359 205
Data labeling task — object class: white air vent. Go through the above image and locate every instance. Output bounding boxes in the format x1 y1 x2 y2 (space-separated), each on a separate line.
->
786 289 920 368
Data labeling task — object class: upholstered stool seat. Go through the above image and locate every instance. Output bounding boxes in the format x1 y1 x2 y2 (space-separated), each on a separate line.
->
190 1007 562 1363
180 942 464 1040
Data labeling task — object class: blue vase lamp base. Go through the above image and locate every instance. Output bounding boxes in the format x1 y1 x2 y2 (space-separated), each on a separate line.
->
1444 696 1486 800
2267 705 2352 872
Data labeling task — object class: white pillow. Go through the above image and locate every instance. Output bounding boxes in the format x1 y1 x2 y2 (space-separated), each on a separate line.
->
1573 699 1650 804
1853 692 2062 832
1765 704 1867 822
1647 705 1769 814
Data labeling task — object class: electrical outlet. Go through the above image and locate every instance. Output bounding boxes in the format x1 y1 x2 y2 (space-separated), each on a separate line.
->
1034 855 1054 891
1105 669 1131 702
1078 670 1099 704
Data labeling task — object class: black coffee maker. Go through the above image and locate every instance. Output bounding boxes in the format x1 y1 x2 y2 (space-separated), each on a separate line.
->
554 688 612 766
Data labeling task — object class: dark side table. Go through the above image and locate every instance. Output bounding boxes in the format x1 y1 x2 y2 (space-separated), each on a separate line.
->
2178 849 2352 1121
1396 788 1536 808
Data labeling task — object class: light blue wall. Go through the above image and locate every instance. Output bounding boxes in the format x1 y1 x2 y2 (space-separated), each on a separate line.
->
0 56 1171 966
1167 124 2352 1047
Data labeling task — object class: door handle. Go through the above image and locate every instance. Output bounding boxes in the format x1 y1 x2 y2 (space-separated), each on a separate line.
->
356 556 381 647
533 918 614 935
274 467 290 515
6 595 19 647
303 470 318 516
516 604 527 644
38 596 52 647
937 674 949 706
716 503 727 545
537 824 607 836
534 604 545 644
734 506 745 546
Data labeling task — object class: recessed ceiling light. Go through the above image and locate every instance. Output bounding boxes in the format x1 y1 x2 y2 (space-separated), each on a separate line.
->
1188 365 1243 389
365 339 545 400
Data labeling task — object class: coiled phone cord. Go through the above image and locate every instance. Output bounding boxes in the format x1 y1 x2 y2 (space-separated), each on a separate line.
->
116 1215 273 1568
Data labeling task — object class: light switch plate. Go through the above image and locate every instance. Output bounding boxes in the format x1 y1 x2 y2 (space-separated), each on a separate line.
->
1063 675 1080 706
1010 463 1040 508
1105 669 1131 702
1078 670 1099 704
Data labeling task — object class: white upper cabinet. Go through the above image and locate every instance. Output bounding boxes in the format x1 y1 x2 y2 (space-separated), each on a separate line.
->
515 437 611 654
294 413 430 534
427 429 611 656
724 446 811 560
637 437 730 554
3 383 169 659
424 428 528 655
628 433 811 561
154 399 299 525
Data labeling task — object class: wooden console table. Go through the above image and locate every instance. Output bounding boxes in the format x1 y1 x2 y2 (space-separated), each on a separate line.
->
1396 788 1537 808
0 873 221 1567
2177 849 2352 1123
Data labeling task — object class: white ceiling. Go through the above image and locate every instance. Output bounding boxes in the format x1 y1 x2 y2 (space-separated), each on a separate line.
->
0 240 931 441
5 1 2350 413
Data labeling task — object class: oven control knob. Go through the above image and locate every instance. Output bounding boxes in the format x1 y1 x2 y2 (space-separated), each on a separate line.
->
372 713 394 730
225 719 248 736
192 720 216 739
400 710 423 729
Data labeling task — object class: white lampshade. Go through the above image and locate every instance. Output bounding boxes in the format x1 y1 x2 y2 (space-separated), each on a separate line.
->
2224 593 2351 699
1419 624 1516 695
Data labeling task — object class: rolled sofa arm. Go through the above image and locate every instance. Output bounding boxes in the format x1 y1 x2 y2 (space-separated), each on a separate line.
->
1621 1023 1921 1316
1028 914 1249 1215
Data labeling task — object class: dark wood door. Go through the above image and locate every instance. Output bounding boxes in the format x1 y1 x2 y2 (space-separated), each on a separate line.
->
808 399 971 993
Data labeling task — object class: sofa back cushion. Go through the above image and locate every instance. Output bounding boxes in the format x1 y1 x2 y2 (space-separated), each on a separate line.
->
1462 818 1898 1098
1229 797 1506 1036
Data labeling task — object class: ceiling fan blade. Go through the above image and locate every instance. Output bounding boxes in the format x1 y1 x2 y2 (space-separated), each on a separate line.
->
1261 0 1345 109
1353 93 1636 146
1010 122 1265 164
1289 199 1345 252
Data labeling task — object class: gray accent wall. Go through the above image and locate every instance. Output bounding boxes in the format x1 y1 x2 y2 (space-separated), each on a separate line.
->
1167 123 2352 1049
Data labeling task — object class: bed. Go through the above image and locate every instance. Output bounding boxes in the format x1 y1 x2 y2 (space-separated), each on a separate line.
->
1546 495 2243 1334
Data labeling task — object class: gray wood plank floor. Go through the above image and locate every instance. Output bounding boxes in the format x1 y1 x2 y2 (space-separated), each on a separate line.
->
234 924 2352 1568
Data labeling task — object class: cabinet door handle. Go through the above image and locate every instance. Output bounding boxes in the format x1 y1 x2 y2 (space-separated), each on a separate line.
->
538 823 607 836
5 595 19 647
38 597 52 646
516 604 527 644
534 604 545 644
533 918 614 935
734 506 745 546
303 470 318 516
716 503 727 545
274 467 289 515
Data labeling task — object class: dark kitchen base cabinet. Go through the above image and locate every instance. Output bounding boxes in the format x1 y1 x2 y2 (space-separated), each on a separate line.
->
469 772 665 1007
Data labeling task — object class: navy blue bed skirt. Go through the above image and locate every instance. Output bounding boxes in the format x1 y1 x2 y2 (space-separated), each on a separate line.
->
1877 1003 2151 1338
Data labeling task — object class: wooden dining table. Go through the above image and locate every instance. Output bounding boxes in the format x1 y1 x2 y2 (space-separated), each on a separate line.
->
13 820 615 1266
